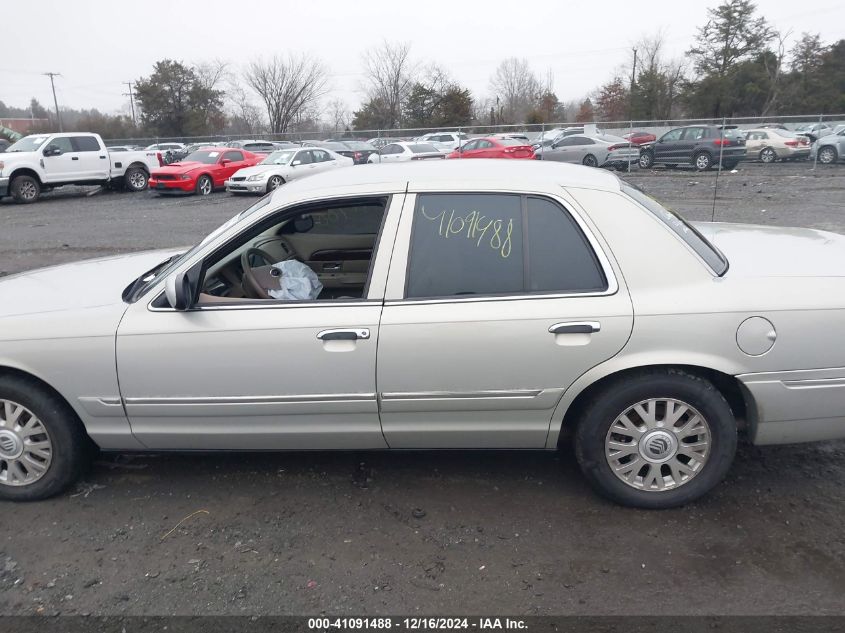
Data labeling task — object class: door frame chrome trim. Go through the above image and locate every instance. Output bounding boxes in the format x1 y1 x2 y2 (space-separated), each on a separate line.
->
125 393 377 406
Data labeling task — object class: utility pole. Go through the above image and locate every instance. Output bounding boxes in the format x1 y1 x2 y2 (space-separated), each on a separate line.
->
43 72 62 132
123 81 137 126
630 48 638 89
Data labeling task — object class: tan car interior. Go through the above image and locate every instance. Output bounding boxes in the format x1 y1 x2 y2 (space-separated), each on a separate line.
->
198 198 387 303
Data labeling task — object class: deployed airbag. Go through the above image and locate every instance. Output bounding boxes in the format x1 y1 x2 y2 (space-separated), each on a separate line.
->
268 260 323 301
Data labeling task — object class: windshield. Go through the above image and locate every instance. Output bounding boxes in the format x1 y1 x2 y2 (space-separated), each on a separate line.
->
6 135 50 152
622 184 728 275
261 150 296 165
182 150 222 164
125 195 273 303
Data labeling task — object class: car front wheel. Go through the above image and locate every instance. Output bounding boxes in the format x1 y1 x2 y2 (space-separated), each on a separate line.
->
575 370 737 509
638 151 654 169
818 146 838 165
11 175 41 204
0 376 91 501
266 175 284 193
196 175 213 196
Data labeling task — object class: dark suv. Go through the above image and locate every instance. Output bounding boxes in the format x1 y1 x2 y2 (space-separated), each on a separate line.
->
638 125 746 170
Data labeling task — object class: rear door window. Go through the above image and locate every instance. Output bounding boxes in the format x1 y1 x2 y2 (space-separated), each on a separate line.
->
71 136 101 152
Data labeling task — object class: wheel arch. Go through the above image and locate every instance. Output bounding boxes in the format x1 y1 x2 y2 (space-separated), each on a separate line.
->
553 363 756 448
0 364 94 443
8 167 43 185
126 161 150 174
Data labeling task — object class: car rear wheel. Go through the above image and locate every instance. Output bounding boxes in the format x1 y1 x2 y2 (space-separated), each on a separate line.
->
574 370 737 509
582 154 598 168
0 376 91 501
818 146 838 165
638 151 654 169
759 147 777 163
196 175 213 196
693 152 713 170
11 175 41 204
124 167 148 191
266 175 284 193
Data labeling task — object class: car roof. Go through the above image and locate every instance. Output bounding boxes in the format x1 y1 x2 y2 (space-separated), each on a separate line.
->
269 159 622 202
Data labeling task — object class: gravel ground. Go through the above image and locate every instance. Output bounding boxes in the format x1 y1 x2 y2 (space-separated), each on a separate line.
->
0 162 844 616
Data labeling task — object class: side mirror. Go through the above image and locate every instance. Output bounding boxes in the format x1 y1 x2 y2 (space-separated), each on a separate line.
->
221 158 232 165
43 145 62 157
292 160 301 166
164 261 202 311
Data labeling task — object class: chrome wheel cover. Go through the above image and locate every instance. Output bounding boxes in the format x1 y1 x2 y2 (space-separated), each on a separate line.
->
605 398 711 492
268 176 282 191
199 178 211 195
760 148 776 163
0 399 52 487
695 154 710 170
819 148 835 164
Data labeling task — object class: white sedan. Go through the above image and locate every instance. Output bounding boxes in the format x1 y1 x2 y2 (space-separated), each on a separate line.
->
225 147 353 194
367 142 445 164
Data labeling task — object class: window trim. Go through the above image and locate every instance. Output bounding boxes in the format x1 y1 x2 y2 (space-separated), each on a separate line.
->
399 191 617 304
147 194 395 312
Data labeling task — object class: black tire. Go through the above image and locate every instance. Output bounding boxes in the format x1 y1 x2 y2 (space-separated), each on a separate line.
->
10 175 41 204
582 154 598 168
818 146 838 165
124 166 149 192
0 376 91 501
574 369 737 509
693 151 713 171
195 175 213 196
759 147 777 163
266 175 285 193
638 150 654 169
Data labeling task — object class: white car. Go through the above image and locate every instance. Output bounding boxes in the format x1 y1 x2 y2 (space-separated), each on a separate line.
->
225 147 353 194
367 142 445 163
0 132 163 203
414 132 470 153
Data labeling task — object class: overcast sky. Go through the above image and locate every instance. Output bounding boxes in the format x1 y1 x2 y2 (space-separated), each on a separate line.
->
2 0 843 119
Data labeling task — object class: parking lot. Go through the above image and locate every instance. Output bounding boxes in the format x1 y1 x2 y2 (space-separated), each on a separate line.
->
1 162 845 616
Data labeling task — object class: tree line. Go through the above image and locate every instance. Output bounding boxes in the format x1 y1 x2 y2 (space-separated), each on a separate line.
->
1 0 843 142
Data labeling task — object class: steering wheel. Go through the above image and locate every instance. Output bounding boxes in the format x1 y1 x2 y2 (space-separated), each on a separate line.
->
241 247 295 299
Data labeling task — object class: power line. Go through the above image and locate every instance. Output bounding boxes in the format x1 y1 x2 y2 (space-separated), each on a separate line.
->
43 72 62 132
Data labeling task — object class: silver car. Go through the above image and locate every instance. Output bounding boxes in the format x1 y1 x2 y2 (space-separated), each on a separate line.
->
225 147 353 194
811 128 845 164
536 134 639 169
743 128 811 162
3 160 845 508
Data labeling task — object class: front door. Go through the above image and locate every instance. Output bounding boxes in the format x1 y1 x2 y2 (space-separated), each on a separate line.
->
41 137 78 183
653 128 684 162
115 194 404 450
377 192 633 448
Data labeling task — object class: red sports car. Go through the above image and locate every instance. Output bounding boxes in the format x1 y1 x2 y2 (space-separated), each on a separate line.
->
447 137 535 159
149 148 263 196
622 131 657 145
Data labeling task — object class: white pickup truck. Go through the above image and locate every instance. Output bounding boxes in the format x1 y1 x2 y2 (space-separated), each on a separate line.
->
0 132 163 203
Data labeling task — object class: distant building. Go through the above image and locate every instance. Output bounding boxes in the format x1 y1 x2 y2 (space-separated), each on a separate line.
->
0 118 50 135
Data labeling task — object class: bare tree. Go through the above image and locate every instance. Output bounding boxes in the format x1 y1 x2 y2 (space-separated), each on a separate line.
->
361 41 416 128
227 82 265 135
327 98 350 132
245 54 328 134
489 58 542 123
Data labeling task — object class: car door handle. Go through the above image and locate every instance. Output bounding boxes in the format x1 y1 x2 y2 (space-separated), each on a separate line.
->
71 156 79 160
317 328 370 341
548 321 601 334
99 155 106 159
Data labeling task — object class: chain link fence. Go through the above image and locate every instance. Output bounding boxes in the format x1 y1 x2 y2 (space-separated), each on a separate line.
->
103 113 845 147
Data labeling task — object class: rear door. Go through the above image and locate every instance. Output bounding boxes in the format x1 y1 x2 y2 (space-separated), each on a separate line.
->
71 135 109 180
377 191 633 448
